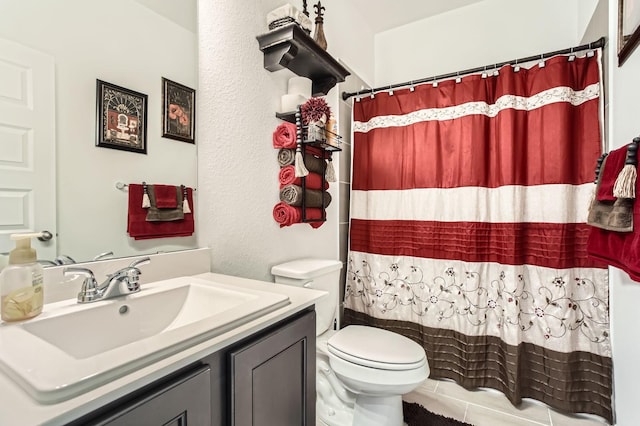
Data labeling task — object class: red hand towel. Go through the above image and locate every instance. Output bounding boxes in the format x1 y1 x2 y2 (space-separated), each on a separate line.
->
153 184 179 208
272 202 324 228
278 165 329 190
127 184 194 240
587 145 640 281
596 149 625 201
272 122 297 149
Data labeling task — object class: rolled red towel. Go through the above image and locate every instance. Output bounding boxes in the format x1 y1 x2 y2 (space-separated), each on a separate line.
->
272 122 298 149
272 202 324 228
278 165 328 190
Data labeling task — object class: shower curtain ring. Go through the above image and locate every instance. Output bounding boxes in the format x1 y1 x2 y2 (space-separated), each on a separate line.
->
409 81 415 92
538 54 546 68
455 72 462 84
568 47 576 62
513 59 520 72
432 77 438 88
482 66 488 79
388 85 394 96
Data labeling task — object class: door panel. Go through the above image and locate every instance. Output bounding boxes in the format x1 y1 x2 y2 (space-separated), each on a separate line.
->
98 366 211 426
0 37 56 258
229 310 316 426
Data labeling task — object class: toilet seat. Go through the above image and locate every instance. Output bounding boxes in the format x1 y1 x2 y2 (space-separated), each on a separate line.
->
327 346 427 371
317 329 338 356
327 326 426 371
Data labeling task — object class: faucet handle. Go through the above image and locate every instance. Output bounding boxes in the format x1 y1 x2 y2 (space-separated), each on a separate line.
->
55 254 77 265
129 256 150 269
64 267 99 303
124 257 149 291
128 269 141 292
93 251 114 261
118 266 143 292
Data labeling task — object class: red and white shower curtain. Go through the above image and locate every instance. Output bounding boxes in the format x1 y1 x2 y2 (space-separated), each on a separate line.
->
344 53 612 422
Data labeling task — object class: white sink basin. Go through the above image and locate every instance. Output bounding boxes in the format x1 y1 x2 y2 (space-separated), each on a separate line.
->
0 276 290 403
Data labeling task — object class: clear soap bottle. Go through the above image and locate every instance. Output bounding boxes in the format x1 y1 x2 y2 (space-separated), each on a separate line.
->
0 233 44 322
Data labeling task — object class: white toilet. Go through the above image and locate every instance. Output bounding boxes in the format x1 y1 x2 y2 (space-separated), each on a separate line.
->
271 258 429 426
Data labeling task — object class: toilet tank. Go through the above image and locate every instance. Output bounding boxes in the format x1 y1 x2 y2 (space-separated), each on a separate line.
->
271 259 342 336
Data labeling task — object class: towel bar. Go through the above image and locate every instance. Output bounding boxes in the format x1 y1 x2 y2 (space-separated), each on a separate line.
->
115 182 197 192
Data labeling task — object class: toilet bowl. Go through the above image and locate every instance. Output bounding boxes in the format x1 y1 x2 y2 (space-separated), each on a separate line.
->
271 259 429 426
316 331 356 426
327 325 428 426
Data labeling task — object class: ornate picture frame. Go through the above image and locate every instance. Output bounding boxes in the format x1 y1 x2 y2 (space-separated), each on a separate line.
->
96 80 148 154
162 78 196 144
618 0 640 66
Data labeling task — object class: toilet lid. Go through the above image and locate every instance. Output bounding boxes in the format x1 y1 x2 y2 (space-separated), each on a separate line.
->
327 326 426 371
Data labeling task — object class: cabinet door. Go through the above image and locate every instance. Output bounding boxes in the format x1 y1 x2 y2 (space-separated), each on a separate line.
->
98 366 212 426
230 310 316 426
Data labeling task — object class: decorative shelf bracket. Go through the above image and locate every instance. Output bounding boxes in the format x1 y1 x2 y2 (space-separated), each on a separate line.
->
256 23 350 96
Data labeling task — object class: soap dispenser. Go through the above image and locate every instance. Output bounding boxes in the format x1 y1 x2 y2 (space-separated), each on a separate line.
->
0 233 44 322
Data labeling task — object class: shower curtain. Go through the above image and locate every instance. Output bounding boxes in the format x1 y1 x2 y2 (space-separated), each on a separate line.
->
344 52 612 422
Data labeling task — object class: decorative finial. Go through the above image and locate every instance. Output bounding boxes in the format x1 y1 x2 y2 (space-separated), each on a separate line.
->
302 0 309 17
314 1 325 21
313 1 327 50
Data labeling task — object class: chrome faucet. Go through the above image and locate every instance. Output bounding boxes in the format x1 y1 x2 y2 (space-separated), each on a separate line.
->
64 257 150 303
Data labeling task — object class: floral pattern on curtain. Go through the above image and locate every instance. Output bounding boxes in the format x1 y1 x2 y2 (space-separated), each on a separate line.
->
344 53 612 422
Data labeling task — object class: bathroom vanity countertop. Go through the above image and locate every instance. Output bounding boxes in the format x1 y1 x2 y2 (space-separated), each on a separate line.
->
0 272 326 426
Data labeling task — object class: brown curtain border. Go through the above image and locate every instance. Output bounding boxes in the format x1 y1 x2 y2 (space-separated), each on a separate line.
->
344 308 613 423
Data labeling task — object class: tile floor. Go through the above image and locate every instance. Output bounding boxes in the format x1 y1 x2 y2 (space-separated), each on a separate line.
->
402 378 610 426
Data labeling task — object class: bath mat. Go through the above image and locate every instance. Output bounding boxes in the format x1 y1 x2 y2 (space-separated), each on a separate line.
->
403 401 474 426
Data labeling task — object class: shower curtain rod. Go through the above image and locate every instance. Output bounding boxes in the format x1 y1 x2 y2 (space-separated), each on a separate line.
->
341 36 606 101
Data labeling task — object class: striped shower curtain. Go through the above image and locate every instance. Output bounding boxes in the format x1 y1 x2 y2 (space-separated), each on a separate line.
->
343 52 612 422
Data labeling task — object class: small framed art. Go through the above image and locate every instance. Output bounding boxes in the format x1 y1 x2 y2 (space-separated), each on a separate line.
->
619 0 640 66
162 77 196 144
96 80 148 154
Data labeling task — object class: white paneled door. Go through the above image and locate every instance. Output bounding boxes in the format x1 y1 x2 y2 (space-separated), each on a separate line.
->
0 38 56 259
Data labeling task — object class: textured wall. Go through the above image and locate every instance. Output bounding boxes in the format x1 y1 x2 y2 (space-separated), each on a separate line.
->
197 1 373 281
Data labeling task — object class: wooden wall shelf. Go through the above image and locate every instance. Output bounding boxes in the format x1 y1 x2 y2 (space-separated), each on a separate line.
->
256 23 350 96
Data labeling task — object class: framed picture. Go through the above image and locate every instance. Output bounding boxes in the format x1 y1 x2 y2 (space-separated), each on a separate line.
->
162 78 196 144
96 80 148 154
619 0 640 66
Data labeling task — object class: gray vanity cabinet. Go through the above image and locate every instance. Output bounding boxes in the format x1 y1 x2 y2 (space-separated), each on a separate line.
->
68 308 316 426
96 366 212 426
229 308 316 426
